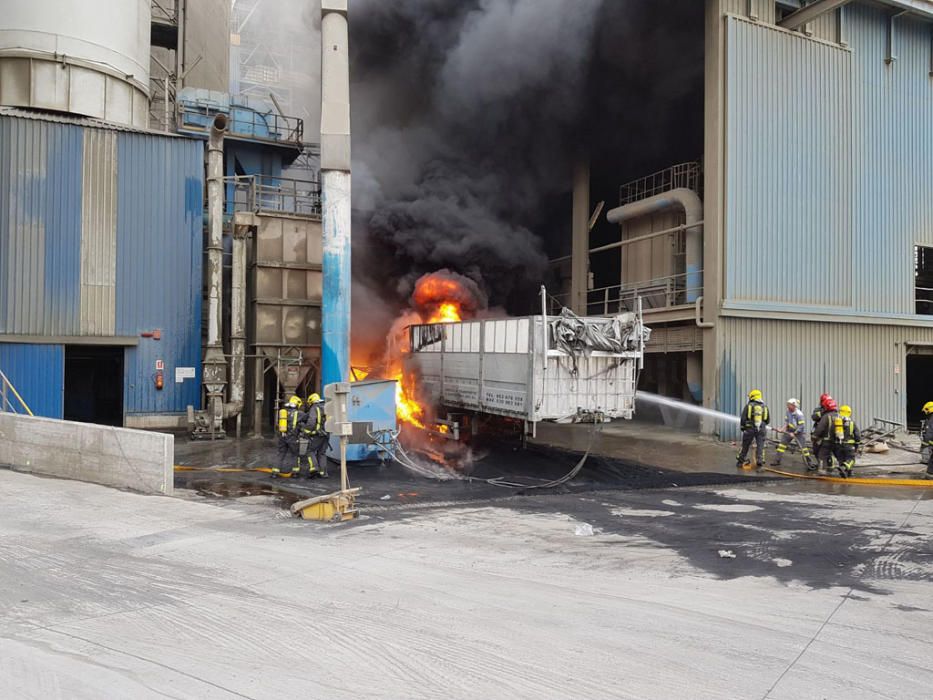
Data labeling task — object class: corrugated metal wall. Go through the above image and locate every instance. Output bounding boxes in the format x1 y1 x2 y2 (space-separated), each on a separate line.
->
724 16 853 307
848 4 933 315
0 116 83 334
117 131 204 416
0 114 203 419
718 317 933 434
722 8 933 316
0 343 64 418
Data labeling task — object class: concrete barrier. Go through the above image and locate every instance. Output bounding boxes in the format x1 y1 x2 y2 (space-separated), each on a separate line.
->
0 413 173 495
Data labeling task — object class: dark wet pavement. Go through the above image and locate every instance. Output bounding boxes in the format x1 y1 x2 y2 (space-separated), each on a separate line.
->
173 429 776 513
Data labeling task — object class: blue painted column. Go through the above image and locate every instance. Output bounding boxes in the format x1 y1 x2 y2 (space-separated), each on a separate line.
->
320 1 351 386
321 170 350 386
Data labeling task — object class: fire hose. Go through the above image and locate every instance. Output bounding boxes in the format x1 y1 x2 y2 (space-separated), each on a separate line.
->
367 421 602 490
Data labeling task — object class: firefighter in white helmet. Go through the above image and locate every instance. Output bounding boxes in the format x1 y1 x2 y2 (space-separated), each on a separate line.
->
771 398 814 471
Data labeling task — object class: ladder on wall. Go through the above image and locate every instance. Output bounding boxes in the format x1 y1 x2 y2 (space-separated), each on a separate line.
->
0 369 33 416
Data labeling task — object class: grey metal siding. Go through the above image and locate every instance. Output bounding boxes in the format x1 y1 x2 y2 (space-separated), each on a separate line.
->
79 128 117 335
116 132 203 416
722 7 933 318
848 4 933 315
718 317 933 433
724 16 853 307
0 342 64 418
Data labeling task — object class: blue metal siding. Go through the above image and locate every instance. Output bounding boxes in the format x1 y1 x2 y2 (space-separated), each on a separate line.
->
0 113 204 419
723 8 933 317
116 133 204 415
0 343 64 418
0 116 83 335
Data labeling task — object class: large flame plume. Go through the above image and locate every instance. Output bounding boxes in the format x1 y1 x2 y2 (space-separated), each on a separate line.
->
352 270 486 432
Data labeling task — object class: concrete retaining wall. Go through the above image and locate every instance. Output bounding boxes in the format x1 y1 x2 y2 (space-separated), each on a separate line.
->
0 413 173 495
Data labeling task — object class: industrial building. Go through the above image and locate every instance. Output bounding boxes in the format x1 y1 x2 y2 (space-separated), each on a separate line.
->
0 0 322 431
2 0 932 439
565 0 933 433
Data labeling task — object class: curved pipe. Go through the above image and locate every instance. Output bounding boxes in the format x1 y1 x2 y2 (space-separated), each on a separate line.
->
606 187 703 303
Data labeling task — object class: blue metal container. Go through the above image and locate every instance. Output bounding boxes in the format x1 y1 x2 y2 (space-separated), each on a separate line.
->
342 379 397 463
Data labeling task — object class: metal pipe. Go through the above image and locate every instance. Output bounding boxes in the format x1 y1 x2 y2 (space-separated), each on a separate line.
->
606 187 703 303
589 220 705 255
695 296 715 328
206 113 227 350
225 220 248 423
201 113 228 432
320 1 351 387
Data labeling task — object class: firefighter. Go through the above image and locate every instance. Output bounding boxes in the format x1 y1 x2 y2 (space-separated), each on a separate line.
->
273 395 303 478
736 389 770 470
813 399 860 477
771 398 814 470
922 401 933 479
810 393 833 457
298 393 329 479
831 405 861 478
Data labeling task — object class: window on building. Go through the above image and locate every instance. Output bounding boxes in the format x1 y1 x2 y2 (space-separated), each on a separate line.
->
916 246 933 315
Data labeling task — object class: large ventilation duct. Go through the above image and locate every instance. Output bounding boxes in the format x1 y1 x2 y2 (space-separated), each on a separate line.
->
605 188 703 303
197 113 229 438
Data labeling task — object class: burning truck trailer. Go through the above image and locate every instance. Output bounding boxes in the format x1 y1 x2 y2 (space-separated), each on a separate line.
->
401 291 650 450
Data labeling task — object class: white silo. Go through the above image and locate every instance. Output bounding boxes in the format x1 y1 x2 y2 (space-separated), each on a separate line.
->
0 0 150 127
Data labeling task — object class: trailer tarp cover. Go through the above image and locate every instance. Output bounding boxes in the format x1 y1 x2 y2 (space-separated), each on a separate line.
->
549 308 651 356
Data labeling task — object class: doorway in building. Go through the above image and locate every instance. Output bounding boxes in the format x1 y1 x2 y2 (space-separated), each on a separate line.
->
906 348 933 431
63 346 124 426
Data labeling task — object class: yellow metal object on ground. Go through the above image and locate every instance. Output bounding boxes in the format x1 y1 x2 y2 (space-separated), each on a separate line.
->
291 488 361 522
174 465 275 474
764 468 933 488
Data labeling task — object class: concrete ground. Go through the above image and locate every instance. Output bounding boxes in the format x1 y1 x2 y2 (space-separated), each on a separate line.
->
2 466 932 699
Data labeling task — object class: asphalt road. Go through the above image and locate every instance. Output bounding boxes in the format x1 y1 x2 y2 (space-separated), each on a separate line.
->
2 467 931 699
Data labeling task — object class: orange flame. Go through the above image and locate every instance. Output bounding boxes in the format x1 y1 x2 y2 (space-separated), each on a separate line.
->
352 270 483 431
427 302 462 324
395 378 425 429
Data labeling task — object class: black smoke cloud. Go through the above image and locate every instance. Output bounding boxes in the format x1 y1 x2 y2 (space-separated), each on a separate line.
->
349 0 704 333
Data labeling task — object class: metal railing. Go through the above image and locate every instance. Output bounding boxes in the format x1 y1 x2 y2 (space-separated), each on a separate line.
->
548 271 703 316
228 175 322 217
0 369 33 416
620 161 702 205
177 102 304 146
588 272 703 315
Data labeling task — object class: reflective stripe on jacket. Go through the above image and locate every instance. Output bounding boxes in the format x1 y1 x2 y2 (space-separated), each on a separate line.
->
740 401 770 431
785 408 807 435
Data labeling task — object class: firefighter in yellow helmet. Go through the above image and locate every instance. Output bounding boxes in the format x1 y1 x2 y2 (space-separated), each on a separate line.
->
814 402 860 478
297 392 329 478
273 395 303 478
736 389 770 470
922 401 933 479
